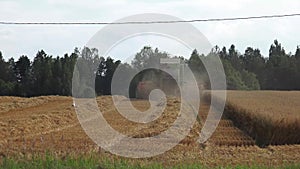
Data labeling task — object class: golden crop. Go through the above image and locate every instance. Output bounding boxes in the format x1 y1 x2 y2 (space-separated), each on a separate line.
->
215 91 300 146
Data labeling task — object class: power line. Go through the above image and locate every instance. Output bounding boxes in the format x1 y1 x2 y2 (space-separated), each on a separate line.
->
0 13 299 25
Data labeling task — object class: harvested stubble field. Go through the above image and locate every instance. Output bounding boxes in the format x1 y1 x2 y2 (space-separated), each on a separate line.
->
0 91 300 168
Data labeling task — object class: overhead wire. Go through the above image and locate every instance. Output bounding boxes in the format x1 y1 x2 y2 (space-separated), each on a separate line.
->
0 13 299 25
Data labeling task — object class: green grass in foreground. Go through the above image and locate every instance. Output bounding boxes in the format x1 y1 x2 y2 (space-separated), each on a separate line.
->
1 154 299 169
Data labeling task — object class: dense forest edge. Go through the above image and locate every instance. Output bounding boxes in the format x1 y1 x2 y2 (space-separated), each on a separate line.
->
0 39 300 97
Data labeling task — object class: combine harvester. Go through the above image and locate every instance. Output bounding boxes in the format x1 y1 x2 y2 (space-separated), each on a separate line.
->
135 58 204 99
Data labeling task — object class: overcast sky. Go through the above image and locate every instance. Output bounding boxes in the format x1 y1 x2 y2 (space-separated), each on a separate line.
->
0 0 299 61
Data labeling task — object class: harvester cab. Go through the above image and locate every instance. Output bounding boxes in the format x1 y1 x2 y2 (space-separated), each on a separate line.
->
135 58 184 99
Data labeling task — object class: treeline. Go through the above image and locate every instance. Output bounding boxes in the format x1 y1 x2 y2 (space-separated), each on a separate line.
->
0 50 77 96
218 39 300 90
0 40 299 97
189 40 300 90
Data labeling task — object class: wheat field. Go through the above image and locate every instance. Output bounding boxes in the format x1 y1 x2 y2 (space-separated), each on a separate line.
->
0 92 300 167
213 91 300 146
